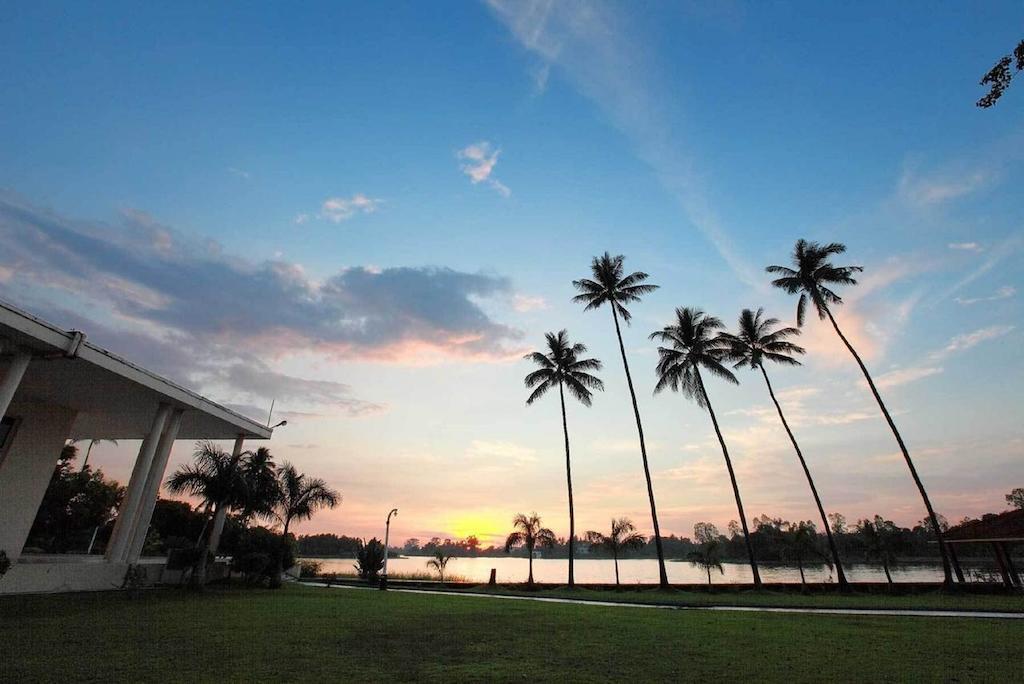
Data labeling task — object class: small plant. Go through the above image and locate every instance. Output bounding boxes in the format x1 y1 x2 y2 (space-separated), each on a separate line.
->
426 550 455 582
298 560 322 578
354 538 385 581
0 549 10 577
123 563 147 599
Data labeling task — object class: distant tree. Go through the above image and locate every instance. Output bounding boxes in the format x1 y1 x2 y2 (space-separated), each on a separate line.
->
651 307 761 588
585 517 646 587
783 520 832 586
768 240 953 585
354 538 385 580
976 39 1024 108
271 463 340 588
857 516 901 584
426 550 456 582
504 512 556 587
688 522 724 585
524 329 604 588
464 536 480 554
72 438 118 471
573 252 669 589
404 538 422 554
828 512 848 535
720 307 848 588
1006 488 1024 510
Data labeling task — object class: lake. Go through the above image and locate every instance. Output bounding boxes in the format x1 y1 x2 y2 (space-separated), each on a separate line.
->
307 555 958 584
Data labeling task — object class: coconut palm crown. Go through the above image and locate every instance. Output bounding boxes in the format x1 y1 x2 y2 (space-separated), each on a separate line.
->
524 330 604 407
719 308 805 371
650 307 738 405
764 239 863 327
504 512 556 586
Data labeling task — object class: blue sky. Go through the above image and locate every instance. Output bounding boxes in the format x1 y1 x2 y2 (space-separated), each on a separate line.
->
1 2 1021 543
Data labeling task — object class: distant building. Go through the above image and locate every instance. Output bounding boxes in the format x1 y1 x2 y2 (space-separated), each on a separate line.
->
0 299 272 594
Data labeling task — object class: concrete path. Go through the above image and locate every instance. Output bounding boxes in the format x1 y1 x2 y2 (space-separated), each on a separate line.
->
303 581 1024 620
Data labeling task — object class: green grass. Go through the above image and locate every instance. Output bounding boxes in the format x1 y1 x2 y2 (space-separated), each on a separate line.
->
3 584 1023 682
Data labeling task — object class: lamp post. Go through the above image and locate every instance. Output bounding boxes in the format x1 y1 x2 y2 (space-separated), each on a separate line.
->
381 508 398 590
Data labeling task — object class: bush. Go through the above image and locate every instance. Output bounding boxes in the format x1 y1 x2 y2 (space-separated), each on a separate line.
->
230 527 294 585
123 564 147 599
298 560 322 578
354 538 385 581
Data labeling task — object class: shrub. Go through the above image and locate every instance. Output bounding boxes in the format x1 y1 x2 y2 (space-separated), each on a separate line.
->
298 560 322 578
354 538 385 581
123 564 147 599
230 527 294 585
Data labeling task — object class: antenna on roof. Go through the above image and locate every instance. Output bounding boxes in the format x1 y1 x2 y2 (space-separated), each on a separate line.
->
266 399 275 427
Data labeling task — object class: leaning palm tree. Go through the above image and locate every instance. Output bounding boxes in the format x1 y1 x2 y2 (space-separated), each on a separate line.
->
573 252 669 588
426 549 456 583
271 463 341 588
783 520 833 586
75 438 118 471
504 512 556 587
165 440 248 587
585 517 646 587
651 307 762 587
767 239 953 584
524 330 604 588
719 307 849 588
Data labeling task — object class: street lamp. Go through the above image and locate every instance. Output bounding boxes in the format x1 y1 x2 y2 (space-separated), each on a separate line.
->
381 508 398 590
269 420 287 429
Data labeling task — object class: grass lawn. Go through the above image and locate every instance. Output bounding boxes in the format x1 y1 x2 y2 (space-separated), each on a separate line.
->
3 584 1023 682
419 583 1024 613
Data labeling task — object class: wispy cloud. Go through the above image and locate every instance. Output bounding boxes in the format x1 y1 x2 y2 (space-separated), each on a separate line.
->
869 324 1015 390
319 194 382 223
485 0 759 286
874 365 944 390
512 294 548 312
932 232 1023 304
898 164 992 208
458 141 511 197
227 167 251 180
954 285 1016 306
948 242 983 252
935 325 1015 357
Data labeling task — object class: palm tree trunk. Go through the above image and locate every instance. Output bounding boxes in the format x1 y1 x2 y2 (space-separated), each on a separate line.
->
610 306 669 589
613 552 620 587
81 441 94 471
707 566 712 585
824 308 953 585
883 561 892 584
558 381 575 588
270 518 289 589
760 366 849 588
798 557 806 585
192 503 218 589
695 368 762 588
527 542 534 587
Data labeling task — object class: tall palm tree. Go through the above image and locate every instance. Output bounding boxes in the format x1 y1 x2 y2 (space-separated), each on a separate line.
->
271 463 341 588
783 520 833 586
239 446 280 523
688 522 725 586
719 307 849 588
75 438 118 471
504 512 556 587
585 517 646 587
524 330 604 588
573 252 670 588
767 239 953 584
651 307 762 587
165 440 248 587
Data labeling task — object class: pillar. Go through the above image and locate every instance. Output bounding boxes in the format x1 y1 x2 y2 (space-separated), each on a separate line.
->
207 435 244 557
105 403 172 563
0 350 31 420
126 408 184 562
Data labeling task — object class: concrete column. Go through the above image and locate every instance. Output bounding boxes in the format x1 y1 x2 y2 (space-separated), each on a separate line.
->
0 350 31 419
207 435 244 557
126 408 184 562
105 403 172 563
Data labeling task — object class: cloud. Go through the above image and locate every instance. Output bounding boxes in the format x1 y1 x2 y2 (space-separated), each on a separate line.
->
486 0 759 287
954 285 1016 306
898 165 992 208
227 167 251 180
319 194 382 223
936 325 1015 357
465 439 537 465
512 294 548 312
458 141 510 196
0 191 524 367
873 366 944 390
948 242 982 252
210 363 385 417
933 232 1023 304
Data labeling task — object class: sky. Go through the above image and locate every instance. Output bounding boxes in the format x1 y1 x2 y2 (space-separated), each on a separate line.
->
1 2 1022 547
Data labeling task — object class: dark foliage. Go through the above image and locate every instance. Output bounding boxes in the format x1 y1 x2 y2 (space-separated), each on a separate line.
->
977 39 1024 107
354 538 386 580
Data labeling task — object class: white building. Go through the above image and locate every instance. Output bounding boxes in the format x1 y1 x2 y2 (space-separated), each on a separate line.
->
0 299 272 594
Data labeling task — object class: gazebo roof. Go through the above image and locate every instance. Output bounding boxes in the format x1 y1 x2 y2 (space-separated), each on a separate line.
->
943 508 1024 544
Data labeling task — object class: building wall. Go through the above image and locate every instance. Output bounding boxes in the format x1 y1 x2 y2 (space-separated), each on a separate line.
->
0 399 77 562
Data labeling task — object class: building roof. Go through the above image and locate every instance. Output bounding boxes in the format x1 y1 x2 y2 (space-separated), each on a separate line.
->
943 508 1024 544
0 298 271 440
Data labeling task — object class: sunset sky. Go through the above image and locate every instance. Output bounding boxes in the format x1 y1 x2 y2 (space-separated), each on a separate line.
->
1 2 1021 547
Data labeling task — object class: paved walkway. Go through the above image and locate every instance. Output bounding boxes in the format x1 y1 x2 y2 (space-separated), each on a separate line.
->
304 582 1024 620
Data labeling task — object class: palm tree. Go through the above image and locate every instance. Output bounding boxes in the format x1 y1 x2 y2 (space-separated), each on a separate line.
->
75 438 118 471
524 330 604 588
239 446 280 523
651 307 762 588
504 512 556 587
719 307 849 588
271 463 341 588
165 440 248 587
688 522 724 585
584 517 646 587
426 549 456 583
767 239 953 584
783 520 833 586
573 252 670 588
857 515 900 584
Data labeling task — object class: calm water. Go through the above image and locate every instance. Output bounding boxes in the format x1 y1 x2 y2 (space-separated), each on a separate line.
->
308 555 952 584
